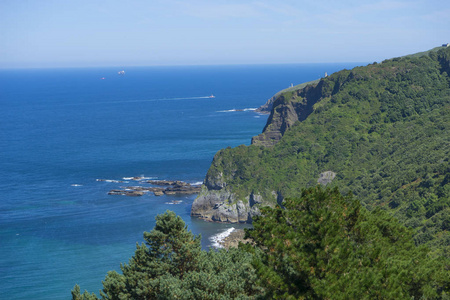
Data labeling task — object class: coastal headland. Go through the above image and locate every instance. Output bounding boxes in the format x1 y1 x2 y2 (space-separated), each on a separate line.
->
190 43 450 261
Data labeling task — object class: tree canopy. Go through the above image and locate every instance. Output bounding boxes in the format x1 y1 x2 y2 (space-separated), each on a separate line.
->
244 187 448 299
73 189 449 299
72 211 261 300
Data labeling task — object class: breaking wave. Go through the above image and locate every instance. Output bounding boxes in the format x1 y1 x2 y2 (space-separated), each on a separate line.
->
209 227 235 248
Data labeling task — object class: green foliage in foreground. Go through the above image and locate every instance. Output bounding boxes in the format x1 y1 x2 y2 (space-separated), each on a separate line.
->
72 211 261 300
73 188 449 299
244 187 448 299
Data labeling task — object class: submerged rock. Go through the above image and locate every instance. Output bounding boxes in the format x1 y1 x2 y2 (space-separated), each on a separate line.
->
108 190 144 196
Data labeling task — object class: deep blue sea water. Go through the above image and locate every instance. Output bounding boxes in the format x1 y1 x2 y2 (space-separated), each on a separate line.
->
0 63 362 299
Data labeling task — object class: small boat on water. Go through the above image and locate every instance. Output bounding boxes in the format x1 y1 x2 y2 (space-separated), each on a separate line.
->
118 70 125 75
209 94 215 98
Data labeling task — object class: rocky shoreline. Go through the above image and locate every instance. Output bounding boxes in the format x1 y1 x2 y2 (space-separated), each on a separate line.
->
98 178 202 197
217 229 252 249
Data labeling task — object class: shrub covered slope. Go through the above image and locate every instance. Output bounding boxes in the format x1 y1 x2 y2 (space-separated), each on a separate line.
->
203 47 449 255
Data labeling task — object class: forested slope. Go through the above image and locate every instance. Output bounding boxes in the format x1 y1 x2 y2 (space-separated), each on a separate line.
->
73 48 450 299
193 47 450 256
73 189 449 299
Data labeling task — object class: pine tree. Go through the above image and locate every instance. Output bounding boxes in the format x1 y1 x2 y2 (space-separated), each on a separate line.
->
244 187 448 299
72 210 262 299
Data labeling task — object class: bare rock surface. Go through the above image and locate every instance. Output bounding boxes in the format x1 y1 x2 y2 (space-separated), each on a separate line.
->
317 171 336 185
218 229 253 249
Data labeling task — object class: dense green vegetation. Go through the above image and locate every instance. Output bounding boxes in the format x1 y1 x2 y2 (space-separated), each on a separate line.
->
73 48 449 298
73 188 449 299
207 47 450 256
244 187 448 299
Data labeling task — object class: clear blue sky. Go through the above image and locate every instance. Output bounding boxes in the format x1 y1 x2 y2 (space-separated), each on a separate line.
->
1 0 449 68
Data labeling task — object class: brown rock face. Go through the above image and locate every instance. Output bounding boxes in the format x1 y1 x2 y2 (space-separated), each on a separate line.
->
252 82 324 147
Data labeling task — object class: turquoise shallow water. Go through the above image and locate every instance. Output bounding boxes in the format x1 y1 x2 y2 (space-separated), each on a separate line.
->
0 63 362 299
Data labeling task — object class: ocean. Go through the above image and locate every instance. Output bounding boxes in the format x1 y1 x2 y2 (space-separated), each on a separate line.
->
0 63 361 299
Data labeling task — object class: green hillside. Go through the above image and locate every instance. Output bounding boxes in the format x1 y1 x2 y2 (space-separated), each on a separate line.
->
202 47 450 256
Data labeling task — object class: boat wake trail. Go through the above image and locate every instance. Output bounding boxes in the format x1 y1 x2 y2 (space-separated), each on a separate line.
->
101 96 213 104
61 96 214 106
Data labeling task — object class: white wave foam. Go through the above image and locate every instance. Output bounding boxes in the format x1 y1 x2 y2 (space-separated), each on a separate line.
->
165 200 183 205
97 179 122 183
209 227 235 248
191 181 203 186
216 109 237 112
216 108 257 113
123 176 156 181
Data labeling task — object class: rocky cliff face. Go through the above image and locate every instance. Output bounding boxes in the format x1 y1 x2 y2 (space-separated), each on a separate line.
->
191 186 262 223
254 94 277 114
191 79 330 223
251 81 325 147
255 79 321 115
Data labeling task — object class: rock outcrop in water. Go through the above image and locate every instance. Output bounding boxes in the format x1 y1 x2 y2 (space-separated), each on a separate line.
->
191 187 262 223
107 180 201 197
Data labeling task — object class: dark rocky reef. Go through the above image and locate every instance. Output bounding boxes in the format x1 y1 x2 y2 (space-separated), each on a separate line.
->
108 190 145 196
108 180 201 197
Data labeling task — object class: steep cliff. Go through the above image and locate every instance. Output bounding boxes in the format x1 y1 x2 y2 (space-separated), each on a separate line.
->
192 46 450 255
255 79 320 114
251 80 327 146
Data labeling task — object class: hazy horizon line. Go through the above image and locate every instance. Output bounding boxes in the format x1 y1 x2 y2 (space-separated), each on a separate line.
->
0 60 371 71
